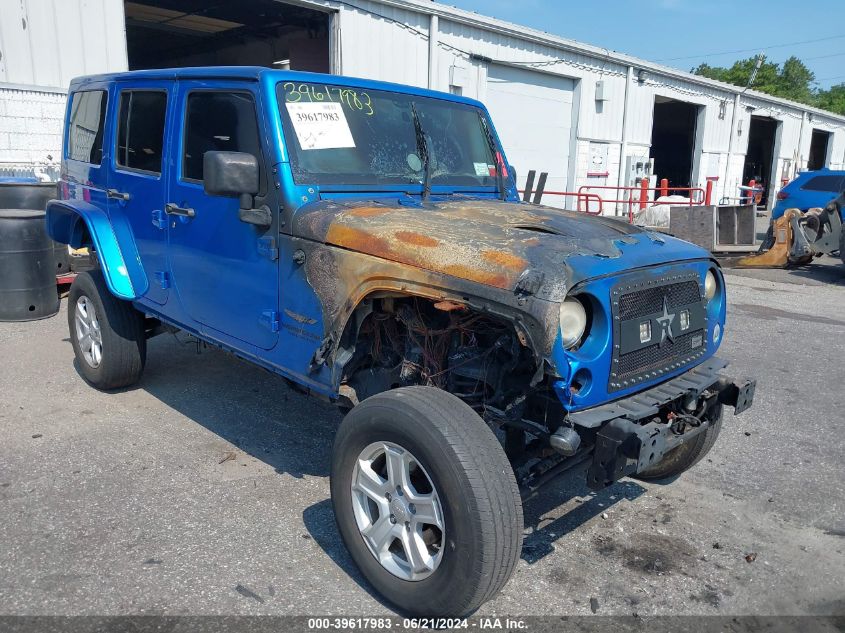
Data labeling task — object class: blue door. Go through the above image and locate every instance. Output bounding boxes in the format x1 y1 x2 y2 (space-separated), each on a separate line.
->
167 82 279 350
108 83 172 305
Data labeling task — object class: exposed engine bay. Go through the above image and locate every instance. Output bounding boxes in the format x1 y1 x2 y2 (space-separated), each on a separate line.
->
337 296 599 492
340 297 538 413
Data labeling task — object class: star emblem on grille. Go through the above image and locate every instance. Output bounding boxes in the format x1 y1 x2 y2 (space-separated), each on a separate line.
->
655 296 676 344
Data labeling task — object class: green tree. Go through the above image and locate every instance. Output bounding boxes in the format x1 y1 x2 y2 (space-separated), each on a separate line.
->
692 55 782 93
816 84 845 116
778 57 816 103
691 55 845 115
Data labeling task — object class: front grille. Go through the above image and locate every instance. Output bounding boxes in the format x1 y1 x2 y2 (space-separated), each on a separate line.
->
617 329 705 378
618 280 701 320
609 272 707 392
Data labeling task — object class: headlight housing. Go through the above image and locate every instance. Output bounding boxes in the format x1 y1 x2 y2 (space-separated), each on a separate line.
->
559 297 588 349
704 270 718 302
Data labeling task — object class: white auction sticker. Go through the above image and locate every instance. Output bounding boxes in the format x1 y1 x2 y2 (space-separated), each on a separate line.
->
286 102 356 150
474 162 492 177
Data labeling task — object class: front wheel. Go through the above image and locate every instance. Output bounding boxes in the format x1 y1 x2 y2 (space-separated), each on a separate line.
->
68 270 146 390
330 387 523 617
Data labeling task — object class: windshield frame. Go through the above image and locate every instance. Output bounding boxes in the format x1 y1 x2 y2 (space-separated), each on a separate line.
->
274 80 506 196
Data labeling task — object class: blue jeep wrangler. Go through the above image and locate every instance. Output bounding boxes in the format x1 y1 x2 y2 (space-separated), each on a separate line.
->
47 67 755 616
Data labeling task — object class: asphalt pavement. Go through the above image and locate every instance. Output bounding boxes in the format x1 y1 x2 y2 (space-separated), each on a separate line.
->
0 257 843 617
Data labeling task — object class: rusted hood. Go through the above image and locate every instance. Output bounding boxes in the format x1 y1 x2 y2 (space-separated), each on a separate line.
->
292 197 708 299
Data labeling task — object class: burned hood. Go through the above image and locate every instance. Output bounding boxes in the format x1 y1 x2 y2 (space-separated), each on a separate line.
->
292 197 711 301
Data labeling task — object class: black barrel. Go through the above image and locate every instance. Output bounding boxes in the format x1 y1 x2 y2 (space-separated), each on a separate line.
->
0 182 69 274
0 208 60 320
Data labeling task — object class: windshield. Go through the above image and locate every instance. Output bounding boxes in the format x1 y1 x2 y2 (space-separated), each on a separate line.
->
277 82 501 189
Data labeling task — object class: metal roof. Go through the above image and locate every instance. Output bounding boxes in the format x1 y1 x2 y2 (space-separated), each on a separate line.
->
346 0 845 124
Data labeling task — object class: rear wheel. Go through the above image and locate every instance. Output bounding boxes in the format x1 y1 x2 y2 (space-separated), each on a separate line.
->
68 270 146 390
330 387 523 617
634 405 723 480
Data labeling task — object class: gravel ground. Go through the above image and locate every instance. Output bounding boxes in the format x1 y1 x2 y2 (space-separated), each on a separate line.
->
0 257 843 618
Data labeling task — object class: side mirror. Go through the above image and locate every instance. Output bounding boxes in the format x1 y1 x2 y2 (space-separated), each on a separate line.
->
203 151 259 200
203 151 270 227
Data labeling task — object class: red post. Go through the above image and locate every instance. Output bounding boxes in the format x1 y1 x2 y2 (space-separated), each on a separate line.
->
639 177 649 210
659 178 669 199
705 179 714 205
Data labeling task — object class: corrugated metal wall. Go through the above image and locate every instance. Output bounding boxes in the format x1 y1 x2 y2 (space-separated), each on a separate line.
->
0 0 127 173
338 1 430 87
0 0 127 88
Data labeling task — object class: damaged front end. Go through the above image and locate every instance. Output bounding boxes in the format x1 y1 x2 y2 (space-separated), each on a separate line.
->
293 197 755 496
579 359 754 490
330 292 754 498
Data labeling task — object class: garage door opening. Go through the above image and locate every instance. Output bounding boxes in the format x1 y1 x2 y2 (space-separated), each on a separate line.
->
808 129 831 170
743 116 778 207
124 1 331 73
650 97 701 190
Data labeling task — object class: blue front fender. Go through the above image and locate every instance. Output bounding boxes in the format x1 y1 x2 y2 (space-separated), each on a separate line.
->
45 199 148 300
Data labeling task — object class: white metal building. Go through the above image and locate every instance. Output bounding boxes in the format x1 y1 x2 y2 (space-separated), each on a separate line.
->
2 0 845 212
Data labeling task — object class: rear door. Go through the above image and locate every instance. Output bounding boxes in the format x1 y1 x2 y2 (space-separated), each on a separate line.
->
166 82 279 350
108 84 171 305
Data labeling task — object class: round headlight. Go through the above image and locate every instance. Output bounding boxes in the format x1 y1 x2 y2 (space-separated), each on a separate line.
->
560 297 587 349
704 270 718 302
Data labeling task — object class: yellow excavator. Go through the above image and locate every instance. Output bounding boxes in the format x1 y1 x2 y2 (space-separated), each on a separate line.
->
737 193 845 268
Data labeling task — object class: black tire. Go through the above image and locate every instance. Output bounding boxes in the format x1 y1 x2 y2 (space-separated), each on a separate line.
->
839 225 845 266
634 405 723 480
330 387 522 617
757 223 775 253
68 270 146 390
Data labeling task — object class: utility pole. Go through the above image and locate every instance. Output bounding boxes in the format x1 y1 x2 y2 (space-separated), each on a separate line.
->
742 53 765 94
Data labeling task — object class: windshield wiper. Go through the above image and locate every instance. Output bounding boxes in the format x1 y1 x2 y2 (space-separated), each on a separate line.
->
480 116 507 201
411 103 432 202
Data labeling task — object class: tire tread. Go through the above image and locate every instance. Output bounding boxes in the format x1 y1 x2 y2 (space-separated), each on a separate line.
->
68 270 145 390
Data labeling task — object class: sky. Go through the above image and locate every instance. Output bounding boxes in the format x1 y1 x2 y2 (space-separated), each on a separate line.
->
446 0 845 90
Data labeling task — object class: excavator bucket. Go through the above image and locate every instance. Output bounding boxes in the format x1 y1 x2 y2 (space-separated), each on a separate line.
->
734 203 843 268
736 212 796 268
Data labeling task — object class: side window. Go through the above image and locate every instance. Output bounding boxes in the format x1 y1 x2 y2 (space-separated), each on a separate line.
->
801 175 845 192
116 91 168 174
67 90 107 164
183 91 261 182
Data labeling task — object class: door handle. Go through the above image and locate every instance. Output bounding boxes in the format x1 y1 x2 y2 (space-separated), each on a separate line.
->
107 189 131 202
165 203 196 218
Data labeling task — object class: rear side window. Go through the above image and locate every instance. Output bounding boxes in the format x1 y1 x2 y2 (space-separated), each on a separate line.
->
116 91 168 174
67 90 107 164
182 91 261 182
801 175 845 192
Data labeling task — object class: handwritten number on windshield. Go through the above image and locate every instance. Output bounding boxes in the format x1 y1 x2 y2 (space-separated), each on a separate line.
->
283 83 374 116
